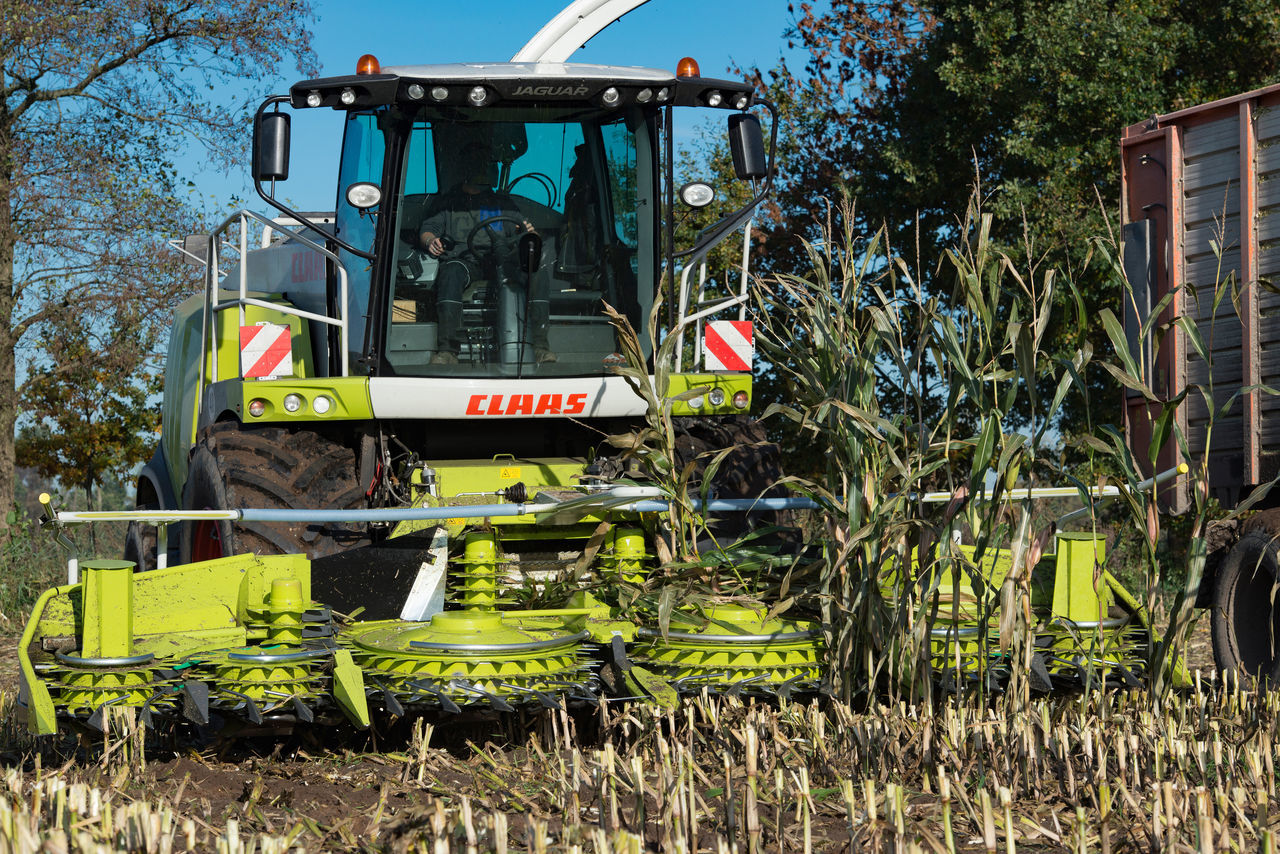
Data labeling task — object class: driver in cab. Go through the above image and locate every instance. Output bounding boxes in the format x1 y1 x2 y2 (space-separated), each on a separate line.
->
418 142 554 364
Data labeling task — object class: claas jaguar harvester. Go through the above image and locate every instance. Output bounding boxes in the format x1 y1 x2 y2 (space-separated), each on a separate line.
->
18 2 1184 736
17 1 833 735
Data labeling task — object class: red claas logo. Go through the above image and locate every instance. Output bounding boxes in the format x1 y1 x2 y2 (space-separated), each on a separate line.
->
466 393 588 416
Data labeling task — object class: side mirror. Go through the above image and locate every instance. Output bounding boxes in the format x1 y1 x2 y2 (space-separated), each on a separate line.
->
518 231 543 273
728 113 767 180
254 112 291 183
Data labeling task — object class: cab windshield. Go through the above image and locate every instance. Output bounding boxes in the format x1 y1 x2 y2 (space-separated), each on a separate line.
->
384 105 656 377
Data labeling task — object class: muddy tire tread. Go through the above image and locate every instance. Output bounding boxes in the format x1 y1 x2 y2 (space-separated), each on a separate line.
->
179 423 368 563
123 520 157 572
672 414 789 540
1210 527 1280 682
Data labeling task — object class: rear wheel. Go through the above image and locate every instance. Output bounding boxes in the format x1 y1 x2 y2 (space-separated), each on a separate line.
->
178 423 370 563
1211 529 1280 683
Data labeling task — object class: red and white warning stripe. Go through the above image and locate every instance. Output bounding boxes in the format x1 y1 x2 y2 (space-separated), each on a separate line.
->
240 323 293 379
703 320 753 372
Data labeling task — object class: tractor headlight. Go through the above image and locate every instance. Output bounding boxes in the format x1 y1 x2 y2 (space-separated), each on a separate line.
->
680 182 715 208
313 395 333 415
732 391 749 409
708 388 726 407
248 399 266 417
283 393 304 413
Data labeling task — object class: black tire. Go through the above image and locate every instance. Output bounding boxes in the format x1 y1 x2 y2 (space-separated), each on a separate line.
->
672 414 790 543
178 423 369 564
123 520 157 572
1210 529 1280 682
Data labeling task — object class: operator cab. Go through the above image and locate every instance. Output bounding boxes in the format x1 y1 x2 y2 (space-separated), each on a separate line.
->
252 59 770 384
383 105 651 377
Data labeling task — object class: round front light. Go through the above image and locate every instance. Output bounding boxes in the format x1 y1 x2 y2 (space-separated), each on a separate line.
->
600 87 621 107
732 391 749 409
734 93 750 109
636 88 653 103
305 90 322 108
468 86 489 106
679 182 716 208
248 399 266 418
430 86 449 101
705 90 723 107
657 87 670 101
313 395 333 415
708 388 726 407
340 87 357 105
687 395 704 409
283 393 304 413
345 181 382 209
406 83 425 101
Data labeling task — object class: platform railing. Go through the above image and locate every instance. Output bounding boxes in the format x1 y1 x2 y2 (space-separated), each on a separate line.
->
192 209 352 424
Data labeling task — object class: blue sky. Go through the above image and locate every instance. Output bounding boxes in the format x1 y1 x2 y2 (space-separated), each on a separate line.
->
193 0 802 213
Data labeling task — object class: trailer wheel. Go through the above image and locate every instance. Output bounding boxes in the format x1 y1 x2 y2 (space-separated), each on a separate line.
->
672 415 790 544
1210 529 1280 683
178 423 369 563
123 521 156 572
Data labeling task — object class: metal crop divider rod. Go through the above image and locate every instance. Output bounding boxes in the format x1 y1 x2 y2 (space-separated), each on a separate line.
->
40 488 818 583
39 468 1185 582
1053 463 1188 527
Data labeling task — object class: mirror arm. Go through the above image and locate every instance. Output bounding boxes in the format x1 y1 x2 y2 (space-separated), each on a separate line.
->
664 103 677 330
671 99 777 261
252 95 375 262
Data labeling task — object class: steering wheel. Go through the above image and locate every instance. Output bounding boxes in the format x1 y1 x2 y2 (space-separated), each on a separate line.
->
506 172 557 207
466 214 529 260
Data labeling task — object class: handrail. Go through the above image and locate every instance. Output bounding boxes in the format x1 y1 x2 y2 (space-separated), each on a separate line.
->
195 209 352 424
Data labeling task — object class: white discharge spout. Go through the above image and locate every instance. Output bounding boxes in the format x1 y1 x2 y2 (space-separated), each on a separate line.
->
512 0 653 63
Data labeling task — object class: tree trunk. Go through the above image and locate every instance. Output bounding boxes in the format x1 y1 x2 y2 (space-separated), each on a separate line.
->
0 114 17 522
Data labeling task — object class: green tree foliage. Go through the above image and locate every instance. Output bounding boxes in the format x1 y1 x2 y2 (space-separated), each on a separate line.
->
741 0 1280 444
0 0 318 515
16 315 159 509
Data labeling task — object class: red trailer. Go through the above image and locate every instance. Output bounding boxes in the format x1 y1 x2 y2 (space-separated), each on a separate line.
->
1122 83 1280 679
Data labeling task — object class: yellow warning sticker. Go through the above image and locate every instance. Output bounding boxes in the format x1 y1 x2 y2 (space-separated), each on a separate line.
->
499 467 522 480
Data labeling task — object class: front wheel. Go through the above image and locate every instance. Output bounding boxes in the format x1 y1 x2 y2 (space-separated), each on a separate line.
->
1210 529 1280 683
123 520 157 572
178 423 370 564
671 414 791 545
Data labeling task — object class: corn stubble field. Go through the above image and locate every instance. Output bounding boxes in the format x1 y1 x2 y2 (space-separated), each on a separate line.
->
0 203 1274 852
0 673 1266 852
